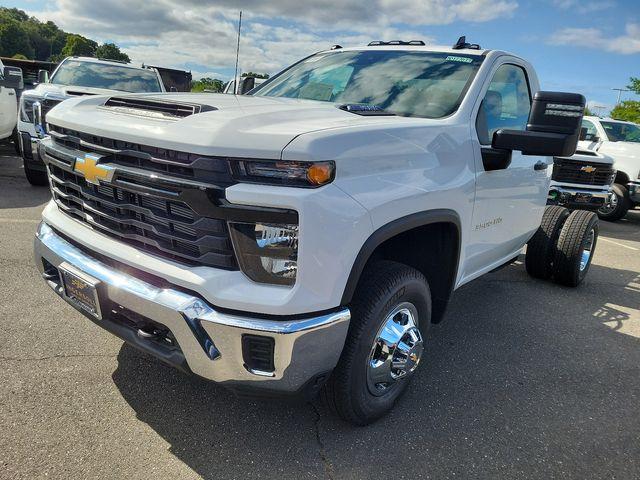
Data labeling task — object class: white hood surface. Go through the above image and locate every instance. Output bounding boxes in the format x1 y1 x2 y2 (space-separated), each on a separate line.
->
45 93 413 159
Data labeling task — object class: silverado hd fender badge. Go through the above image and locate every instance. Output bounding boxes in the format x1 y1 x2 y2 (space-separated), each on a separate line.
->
73 153 115 185
474 217 503 230
580 165 596 173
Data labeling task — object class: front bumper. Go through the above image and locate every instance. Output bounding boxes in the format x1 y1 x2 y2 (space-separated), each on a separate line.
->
34 222 351 396
548 185 612 210
629 181 640 203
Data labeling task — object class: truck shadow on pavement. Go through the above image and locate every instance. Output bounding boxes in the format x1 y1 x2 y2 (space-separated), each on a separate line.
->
111 260 640 480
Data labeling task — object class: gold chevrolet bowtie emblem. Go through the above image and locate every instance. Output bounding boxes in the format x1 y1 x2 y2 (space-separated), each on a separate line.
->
580 165 596 174
74 153 114 185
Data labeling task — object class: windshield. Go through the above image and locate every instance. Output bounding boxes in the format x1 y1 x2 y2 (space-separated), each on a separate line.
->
600 121 640 143
253 50 483 118
51 60 162 93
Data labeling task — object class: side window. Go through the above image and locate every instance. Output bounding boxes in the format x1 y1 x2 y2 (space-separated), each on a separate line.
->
476 64 531 145
581 119 598 141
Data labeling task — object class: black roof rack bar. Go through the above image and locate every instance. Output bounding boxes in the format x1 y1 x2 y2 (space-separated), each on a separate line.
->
330 44 342 50
452 36 481 50
367 40 426 46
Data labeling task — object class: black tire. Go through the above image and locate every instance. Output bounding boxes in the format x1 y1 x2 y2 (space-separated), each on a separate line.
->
597 183 630 222
24 163 48 186
525 205 570 279
323 261 431 425
553 210 598 287
12 128 20 155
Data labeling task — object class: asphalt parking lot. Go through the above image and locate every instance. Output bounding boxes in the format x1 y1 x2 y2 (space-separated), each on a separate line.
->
1 144 639 480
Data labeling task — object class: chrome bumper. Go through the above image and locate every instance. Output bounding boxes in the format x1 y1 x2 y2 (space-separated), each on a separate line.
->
548 185 611 209
34 222 350 395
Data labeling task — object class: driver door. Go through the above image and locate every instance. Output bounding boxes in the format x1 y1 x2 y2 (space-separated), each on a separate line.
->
464 61 549 280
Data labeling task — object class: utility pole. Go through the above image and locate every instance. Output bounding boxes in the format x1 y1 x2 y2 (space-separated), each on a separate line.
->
612 87 629 105
592 104 607 117
233 11 242 95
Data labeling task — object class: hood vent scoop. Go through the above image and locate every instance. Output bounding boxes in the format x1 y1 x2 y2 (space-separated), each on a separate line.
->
103 96 217 119
66 90 98 97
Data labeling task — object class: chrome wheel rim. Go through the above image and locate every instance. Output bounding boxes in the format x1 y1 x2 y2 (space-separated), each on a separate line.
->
367 302 423 397
598 191 618 215
580 228 596 272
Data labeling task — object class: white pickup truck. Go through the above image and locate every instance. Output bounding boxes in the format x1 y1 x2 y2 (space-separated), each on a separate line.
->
18 56 166 186
579 116 640 220
33 40 596 424
0 59 23 144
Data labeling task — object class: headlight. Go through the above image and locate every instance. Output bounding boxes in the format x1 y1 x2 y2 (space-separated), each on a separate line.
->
232 160 335 187
20 95 39 123
229 222 298 286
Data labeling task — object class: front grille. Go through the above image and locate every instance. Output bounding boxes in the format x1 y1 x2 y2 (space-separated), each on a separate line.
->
42 129 238 270
552 158 615 186
48 124 233 185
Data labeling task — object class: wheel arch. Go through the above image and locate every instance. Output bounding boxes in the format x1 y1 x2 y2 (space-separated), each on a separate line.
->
615 170 630 186
340 209 461 323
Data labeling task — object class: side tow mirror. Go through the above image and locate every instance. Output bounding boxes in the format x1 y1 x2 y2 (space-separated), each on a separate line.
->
492 91 586 157
239 77 255 94
0 66 24 90
37 69 49 84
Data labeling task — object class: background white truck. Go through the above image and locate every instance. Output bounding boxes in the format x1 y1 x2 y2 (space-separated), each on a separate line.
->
18 56 166 186
548 149 615 211
33 40 595 424
579 116 640 220
0 59 23 145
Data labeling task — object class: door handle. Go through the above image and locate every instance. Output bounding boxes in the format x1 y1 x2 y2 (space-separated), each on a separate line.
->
534 161 548 171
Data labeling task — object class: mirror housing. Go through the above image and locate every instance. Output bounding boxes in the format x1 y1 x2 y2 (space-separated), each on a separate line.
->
37 69 49 84
492 91 586 157
239 76 256 94
0 66 24 90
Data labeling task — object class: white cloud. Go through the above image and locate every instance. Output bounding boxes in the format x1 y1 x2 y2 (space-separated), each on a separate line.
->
27 0 517 79
551 0 615 14
549 23 640 54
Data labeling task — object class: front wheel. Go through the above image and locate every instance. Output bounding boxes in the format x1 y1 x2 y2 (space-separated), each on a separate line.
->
598 183 630 222
323 261 431 425
24 163 48 186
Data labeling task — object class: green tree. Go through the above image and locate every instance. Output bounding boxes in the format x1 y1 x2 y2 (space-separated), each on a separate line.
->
628 77 640 95
610 100 640 124
191 77 224 93
0 17 34 58
12 53 27 59
95 42 130 62
584 106 594 116
60 34 97 58
241 72 269 79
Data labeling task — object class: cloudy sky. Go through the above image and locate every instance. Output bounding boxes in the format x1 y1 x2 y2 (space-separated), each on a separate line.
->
6 0 640 112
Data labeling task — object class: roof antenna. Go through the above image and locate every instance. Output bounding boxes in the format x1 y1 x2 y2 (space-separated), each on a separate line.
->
452 35 481 50
233 11 242 95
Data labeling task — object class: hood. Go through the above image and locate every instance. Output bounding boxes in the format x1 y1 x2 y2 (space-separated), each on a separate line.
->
594 140 640 178
45 93 414 158
24 82 128 100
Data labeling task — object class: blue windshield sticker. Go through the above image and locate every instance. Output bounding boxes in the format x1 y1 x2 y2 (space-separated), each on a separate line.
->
445 55 473 63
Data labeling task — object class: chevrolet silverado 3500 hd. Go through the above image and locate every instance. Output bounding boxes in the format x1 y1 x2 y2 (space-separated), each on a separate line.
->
34 40 597 425
19 56 166 186
579 116 640 221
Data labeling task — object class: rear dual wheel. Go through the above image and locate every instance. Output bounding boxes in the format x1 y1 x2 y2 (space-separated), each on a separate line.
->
526 206 598 287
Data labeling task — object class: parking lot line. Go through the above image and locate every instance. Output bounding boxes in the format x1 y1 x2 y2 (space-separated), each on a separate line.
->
600 237 639 251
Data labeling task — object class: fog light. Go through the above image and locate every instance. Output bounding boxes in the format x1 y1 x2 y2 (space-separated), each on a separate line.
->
229 222 298 286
